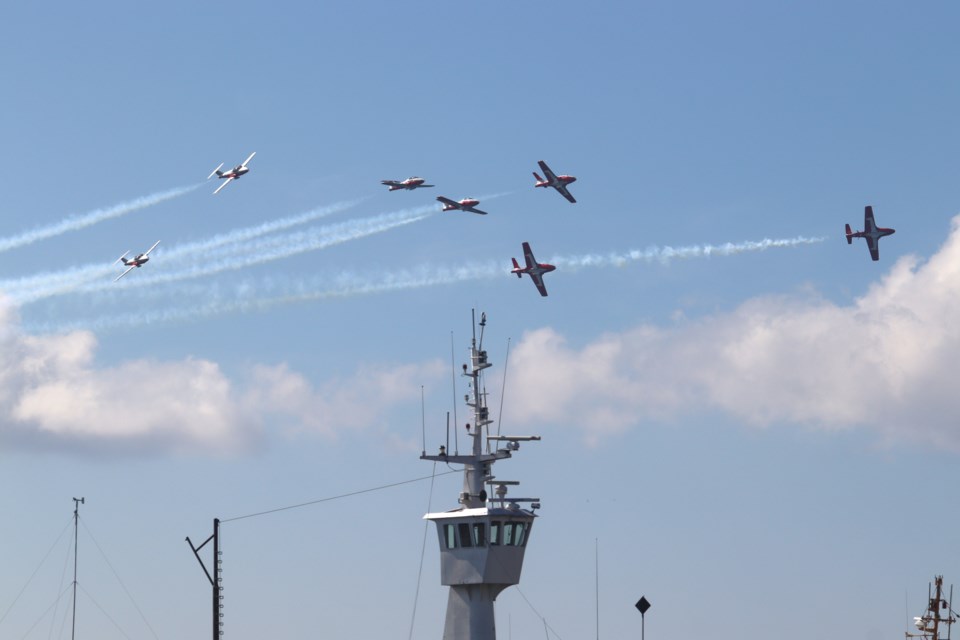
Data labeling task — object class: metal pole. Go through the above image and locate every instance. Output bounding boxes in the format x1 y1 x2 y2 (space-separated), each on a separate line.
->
213 518 220 640
186 518 221 640
71 497 84 640
642 614 645 640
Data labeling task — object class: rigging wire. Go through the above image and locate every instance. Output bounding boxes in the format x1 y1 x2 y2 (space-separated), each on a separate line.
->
407 462 438 640
15 583 72 640
0 517 72 629
220 470 459 523
78 517 161 640
47 524 75 640
75 583 133 640
513 586 565 640
497 337 511 438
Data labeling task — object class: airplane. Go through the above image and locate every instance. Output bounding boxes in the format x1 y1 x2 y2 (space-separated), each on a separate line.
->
532 160 577 203
511 241 556 297
208 152 256 194
437 196 488 215
381 177 434 191
845 205 895 261
114 240 160 281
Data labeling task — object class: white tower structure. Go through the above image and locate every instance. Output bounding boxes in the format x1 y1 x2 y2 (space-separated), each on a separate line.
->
421 312 541 640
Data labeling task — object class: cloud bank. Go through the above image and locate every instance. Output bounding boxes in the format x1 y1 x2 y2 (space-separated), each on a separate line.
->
0 300 444 455
505 216 960 450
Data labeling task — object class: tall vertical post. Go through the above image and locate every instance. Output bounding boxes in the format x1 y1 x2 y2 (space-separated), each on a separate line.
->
213 518 221 640
186 518 222 640
71 497 84 640
635 596 651 640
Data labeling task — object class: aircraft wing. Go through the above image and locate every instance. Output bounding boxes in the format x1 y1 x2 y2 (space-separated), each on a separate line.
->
864 206 876 233
530 272 549 296
213 177 234 194
114 265 136 282
241 152 256 168
555 184 576 203
143 240 161 257
522 242 537 269
465 206 488 215
865 236 880 261
436 196 459 207
537 160 558 183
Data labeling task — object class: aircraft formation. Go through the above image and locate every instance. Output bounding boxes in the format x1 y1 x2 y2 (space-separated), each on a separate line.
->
113 154 894 295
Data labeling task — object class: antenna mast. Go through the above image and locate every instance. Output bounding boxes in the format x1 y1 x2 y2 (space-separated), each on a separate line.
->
908 576 956 640
422 311 542 640
71 497 84 640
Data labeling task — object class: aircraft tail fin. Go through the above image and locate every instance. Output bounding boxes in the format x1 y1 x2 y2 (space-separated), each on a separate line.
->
114 251 130 265
511 257 522 276
845 223 853 244
533 172 544 184
207 163 225 180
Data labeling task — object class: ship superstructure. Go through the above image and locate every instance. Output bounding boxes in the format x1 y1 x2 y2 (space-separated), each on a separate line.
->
421 312 541 640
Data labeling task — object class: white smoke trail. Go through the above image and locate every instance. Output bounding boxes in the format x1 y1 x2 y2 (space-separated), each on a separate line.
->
0 199 363 304
27 235 826 333
2 193 504 304
0 184 202 253
77 203 438 292
549 236 827 269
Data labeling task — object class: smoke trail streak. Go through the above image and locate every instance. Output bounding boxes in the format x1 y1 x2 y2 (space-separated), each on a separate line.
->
155 198 365 261
0 184 202 253
73 204 437 293
0 199 364 304
1 193 506 304
548 235 827 269
26 235 826 333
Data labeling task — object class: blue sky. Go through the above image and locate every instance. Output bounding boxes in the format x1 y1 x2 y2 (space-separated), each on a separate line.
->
2 2 959 639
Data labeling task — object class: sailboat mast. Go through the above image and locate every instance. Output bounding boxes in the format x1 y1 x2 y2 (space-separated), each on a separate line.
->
71 497 84 640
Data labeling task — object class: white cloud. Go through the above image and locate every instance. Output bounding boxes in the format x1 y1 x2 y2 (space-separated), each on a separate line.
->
0 297 446 456
505 216 960 450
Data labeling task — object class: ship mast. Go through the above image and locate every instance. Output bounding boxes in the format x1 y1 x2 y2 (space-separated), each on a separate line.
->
422 311 541 640
908 576 956 640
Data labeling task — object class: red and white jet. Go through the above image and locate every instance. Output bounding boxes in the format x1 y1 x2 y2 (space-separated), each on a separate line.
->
381 176 434 191
511 241 556 297
533 160 577 203
208 152 256 194
114 240 160 281
437 196 488 216
846 205 895 261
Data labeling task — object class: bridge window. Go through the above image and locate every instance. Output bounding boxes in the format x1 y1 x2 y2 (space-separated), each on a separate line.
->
503 521 531 546
472 523 486 547
444 524 456 549
457 523 473 548
490 521 501 546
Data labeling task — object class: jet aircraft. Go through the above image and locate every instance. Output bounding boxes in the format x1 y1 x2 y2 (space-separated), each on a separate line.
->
114 240 160 281
511 241 556 296
381 177 434 191
437 196 488 215
208 152 256 194
845 206 895 261
532 160 577 203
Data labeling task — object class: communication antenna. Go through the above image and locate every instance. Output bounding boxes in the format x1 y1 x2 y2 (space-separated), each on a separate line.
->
450 332 459 454
421 386 426 455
